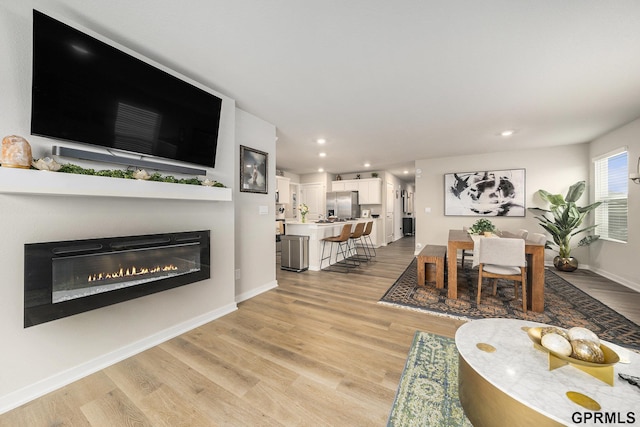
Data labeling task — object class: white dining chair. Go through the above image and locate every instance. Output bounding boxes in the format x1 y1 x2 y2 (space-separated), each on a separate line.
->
528 232 547 246
515 229 528 239
476 237 527 312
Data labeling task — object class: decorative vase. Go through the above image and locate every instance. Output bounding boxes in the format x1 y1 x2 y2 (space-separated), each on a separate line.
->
554 256 578 272
301 214 306 223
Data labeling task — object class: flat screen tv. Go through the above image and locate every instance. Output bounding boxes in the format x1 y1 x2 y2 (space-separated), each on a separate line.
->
31 10 222 170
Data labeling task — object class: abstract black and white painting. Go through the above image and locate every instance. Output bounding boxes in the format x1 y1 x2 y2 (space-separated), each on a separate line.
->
444 169 525 216
240 145 268 194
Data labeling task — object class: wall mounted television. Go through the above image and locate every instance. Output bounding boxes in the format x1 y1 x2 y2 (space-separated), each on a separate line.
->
31 10 223 172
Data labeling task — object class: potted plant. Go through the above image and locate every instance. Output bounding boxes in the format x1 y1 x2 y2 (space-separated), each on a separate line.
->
467 218 497 236
528 180 601 272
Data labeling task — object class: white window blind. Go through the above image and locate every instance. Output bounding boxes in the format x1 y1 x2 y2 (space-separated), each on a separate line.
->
594 148 628 242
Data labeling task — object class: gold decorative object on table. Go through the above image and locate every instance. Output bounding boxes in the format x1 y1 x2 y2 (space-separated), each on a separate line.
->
476 342 496 353
566 391 601 411
527 326 620 385
1 135 32 168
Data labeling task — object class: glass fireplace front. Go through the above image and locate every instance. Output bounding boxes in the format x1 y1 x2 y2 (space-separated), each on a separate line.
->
24 231 210 327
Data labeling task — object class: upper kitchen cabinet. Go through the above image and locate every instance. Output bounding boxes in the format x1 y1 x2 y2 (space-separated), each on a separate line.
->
331 178 381 204
331 181 345 191
360 178 382 204
276 176 291 204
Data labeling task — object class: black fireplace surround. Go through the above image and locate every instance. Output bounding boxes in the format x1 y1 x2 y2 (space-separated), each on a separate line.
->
24 231 210 327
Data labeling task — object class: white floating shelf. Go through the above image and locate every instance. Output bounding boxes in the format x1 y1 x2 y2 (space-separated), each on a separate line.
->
0 167 232 201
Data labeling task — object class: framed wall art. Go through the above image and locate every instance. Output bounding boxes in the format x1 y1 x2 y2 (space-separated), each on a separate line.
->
444 169 526 216
240 145 268 194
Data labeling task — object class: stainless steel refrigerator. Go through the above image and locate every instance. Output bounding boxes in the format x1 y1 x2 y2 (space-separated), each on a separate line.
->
326 191 360 219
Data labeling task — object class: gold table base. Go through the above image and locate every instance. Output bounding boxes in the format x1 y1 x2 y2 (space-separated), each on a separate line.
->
459 355 564 427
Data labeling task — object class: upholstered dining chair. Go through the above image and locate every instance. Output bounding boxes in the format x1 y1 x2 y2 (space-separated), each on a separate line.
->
515 229 528 239
528 232 547 246
476 237 527 312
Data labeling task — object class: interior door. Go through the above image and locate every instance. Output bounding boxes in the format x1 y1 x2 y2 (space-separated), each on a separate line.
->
300 183 325 220
386 182 395 243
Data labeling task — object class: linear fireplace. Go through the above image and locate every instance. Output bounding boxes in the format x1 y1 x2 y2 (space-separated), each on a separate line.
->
24 231 210 327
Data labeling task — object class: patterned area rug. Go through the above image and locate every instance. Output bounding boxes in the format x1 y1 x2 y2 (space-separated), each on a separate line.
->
387 331 471 427
380 259 640 351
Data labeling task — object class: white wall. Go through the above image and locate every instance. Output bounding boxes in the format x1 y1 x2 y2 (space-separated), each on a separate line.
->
0 2 239 412
589 118 640 290
234 109 278 302
414 144 591 265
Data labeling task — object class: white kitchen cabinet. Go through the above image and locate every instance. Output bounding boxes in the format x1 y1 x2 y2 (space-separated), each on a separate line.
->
331 178 381 204
276 176 290 204
360 178 382 204
331 181 345 191
344 181 359 191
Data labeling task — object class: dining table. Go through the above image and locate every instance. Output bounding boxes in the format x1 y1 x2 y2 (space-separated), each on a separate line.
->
447 229 546 312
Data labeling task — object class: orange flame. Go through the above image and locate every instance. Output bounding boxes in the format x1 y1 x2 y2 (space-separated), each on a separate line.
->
87 264 178 282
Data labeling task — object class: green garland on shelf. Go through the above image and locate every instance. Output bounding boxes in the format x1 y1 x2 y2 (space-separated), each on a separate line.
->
55 164 225 187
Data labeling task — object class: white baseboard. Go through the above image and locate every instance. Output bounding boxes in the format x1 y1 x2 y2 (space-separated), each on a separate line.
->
587 266 640 293
235 280 278 303
0 303 237 415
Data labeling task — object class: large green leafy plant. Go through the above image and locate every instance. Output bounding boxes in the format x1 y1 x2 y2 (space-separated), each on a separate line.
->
528 181 601 258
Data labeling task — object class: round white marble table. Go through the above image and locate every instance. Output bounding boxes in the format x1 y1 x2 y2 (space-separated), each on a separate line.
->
455 318 640 426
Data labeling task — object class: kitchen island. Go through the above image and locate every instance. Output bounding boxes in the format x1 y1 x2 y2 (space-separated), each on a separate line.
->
285 218 378 271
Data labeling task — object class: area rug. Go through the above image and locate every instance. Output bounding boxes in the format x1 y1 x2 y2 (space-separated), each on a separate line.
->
387 331 471 427
380 259 640 351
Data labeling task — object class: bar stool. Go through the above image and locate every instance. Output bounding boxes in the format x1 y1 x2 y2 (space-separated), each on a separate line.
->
319 224 357 271
348 222 369 262
362 221 376 259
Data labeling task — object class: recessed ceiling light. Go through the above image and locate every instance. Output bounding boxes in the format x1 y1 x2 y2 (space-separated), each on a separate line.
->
317 138 326 144
319 152 327 157
364 163 371 167
403 170 409 174
318 168 324 172
500 129 515 137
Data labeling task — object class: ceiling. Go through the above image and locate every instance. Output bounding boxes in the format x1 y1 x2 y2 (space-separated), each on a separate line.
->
47 1 640 182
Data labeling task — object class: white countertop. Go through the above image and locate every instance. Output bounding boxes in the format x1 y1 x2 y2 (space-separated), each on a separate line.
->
285 218 377 225
455 318 639 426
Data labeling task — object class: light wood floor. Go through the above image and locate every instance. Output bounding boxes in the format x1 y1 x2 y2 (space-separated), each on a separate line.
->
553 268 640 325
2 237 638 426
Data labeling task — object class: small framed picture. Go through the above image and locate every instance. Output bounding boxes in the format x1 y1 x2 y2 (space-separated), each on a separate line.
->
362 209 371 218
240 145 268 194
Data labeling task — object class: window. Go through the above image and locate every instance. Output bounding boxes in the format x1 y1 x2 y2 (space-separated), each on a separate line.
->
594 148 628 242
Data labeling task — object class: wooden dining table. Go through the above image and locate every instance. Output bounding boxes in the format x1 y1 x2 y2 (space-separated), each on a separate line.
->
447 229 546 312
